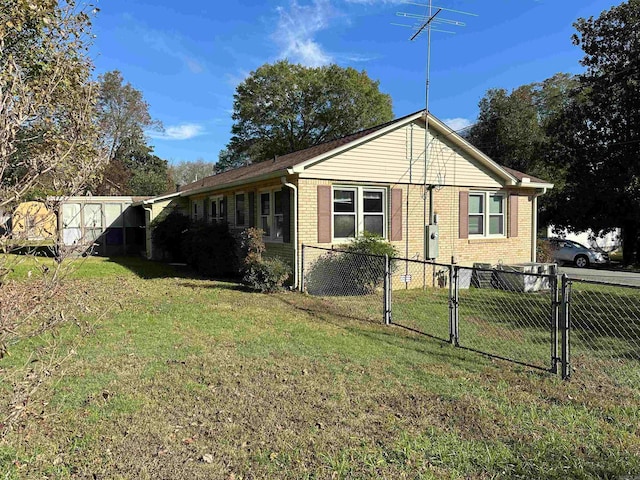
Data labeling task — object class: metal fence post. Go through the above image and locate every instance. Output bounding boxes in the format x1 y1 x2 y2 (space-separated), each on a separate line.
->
550 265 559 374
560 274 571 379
300 244 306 292
453 265 460 346
383 254 391 325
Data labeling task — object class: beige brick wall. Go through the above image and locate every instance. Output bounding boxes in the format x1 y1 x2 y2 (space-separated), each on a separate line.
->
298 179 535 268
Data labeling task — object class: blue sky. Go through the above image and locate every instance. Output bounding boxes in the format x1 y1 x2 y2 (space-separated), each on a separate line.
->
90 0 619 165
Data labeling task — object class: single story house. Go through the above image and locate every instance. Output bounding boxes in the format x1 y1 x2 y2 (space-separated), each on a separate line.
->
141 110 553 289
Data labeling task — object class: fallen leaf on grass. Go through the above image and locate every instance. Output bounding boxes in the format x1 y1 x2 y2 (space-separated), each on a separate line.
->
202 454 214 464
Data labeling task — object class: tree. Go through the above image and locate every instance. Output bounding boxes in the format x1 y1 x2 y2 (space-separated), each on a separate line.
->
466 74 580 228
94 71 168 195
96 70 160 160
0 0 107 429
558 0 640 264
220 60 393 170
466 74 578 177
1 0 106 209
170 158 216 186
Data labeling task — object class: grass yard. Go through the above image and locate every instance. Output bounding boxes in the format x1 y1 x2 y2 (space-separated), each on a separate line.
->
1 257 640 479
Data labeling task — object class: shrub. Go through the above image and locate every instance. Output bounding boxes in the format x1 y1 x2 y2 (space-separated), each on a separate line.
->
537 238 555 263
151 211 190 261
306 233 397 296
243 257 291 293
240 227 291 292
182 220 239 278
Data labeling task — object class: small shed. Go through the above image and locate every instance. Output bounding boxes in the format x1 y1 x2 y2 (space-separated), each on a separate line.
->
53 196 148 256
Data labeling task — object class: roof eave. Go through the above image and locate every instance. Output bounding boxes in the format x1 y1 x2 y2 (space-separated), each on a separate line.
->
180 170 290 197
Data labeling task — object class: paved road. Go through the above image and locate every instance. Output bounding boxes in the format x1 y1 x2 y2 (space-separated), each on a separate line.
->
559 265 640 286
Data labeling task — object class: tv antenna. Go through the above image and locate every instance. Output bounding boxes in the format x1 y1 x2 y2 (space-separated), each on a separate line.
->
393 1 475 263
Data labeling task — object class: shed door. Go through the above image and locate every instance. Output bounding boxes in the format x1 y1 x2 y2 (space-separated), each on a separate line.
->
62 203 82 245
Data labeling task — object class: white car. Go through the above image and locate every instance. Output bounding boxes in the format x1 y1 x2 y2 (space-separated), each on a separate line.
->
548 238 609 268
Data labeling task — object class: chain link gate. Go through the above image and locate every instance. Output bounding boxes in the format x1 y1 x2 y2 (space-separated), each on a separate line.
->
301 245 640 381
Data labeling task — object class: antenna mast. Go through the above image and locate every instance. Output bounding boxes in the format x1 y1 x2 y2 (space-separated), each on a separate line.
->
393 1 475 262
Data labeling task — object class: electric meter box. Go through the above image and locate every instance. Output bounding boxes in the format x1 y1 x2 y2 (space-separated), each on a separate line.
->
425 224 439 260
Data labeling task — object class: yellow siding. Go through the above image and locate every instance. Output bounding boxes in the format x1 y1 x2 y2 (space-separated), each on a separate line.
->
301 121 502 188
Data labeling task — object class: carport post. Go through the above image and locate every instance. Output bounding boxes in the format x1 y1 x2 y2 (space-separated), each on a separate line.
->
560 274 571 380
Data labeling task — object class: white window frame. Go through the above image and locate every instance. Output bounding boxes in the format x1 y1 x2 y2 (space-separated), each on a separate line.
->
209 195 224 223
331 186 387 242
469 191 506 238
235 192 246 227
259 188 284 242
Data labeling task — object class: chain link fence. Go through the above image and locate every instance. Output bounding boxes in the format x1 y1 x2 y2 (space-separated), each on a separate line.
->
567 278 640 383
301 245 640 380
302 246 385 323
456 265 556 371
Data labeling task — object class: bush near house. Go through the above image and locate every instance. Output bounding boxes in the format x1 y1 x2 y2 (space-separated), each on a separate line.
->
152 212 240 278
306 233 398 296
240 227 291 292
183 220 239 279
151 211 191 262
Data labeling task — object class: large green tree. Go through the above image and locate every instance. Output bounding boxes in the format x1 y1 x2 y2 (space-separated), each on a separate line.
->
218 60 393 172
557 0 640 264
94 71 169 195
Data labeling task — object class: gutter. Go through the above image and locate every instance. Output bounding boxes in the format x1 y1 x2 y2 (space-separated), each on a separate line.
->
281 176 299 290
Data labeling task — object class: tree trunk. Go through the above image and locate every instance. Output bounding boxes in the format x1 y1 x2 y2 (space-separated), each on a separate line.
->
622 221 638 266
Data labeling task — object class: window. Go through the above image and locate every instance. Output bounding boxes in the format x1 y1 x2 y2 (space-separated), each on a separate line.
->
469 192 505 237
260 192 271 236
210 196 224 223
193 202 199 221
235 193 245 226
259 189 285 241
333 187 386 240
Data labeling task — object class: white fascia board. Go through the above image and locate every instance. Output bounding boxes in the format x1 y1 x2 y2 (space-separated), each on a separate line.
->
523 182 554 190
179 171 287 197
141 192 182 205
289 112 425 173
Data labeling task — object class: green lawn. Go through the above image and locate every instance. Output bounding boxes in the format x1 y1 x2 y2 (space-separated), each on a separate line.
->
1 257 639 479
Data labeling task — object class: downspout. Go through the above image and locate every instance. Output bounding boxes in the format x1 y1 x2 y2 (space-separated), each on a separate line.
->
281 176 298 290
143 206 153 260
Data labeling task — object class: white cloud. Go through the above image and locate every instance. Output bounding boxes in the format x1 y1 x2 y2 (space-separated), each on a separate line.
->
148 124 205 141
274 0 334 66
442 117 473 132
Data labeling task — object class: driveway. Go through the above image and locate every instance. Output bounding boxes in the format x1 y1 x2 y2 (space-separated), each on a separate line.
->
559 266 640 287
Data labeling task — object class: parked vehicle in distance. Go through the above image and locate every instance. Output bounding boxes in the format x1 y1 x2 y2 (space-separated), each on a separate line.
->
546 238 609 268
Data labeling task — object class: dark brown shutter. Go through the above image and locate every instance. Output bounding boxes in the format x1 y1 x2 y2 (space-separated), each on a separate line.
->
202 198 208 222
248 192 255 227
282 187 292 243
459 191 469 239
317 185 331 243
221 196 228 223
390 188 402 241
508 194 519 238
